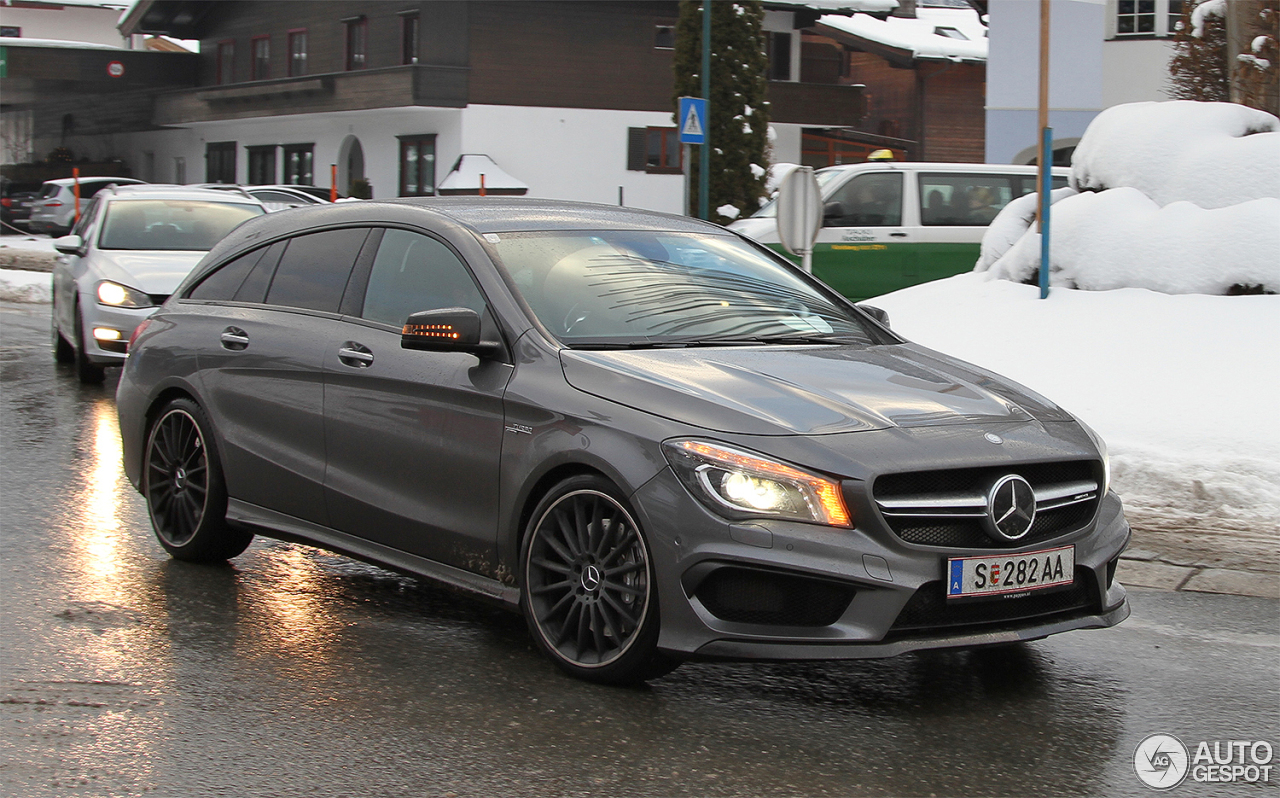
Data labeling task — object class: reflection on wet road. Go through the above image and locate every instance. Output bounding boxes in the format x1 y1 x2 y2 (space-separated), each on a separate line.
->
2 302 1277 797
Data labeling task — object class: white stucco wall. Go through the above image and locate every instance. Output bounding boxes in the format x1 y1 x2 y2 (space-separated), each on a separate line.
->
986 0 1106 164
1101 38 1175 107
458 104 684 214
111 104 688 213
0 4 128 48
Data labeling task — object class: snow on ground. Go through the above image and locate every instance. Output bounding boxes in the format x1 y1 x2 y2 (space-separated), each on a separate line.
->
874 273 1280 530
0 269 52 303
0 236 57 252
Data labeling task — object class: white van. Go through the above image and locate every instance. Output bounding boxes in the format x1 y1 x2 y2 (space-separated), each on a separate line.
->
730 162 1070 300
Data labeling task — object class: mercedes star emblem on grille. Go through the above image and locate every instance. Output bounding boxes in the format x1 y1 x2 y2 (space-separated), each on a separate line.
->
984 474 1037 542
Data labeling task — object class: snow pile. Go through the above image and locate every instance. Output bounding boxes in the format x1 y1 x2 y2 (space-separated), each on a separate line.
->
819 5 987 62
0 269 52 303
978 101 1280 294
1070 101 1279 208
873 273 1280 529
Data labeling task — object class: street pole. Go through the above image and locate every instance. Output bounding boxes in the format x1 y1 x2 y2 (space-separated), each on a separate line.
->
699 1 710 221
1037 0 1051 299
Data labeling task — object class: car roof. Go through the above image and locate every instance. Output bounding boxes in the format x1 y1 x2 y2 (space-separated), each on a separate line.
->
43 176 146 187
100 184 267 204
380 197 718 234
815 162 1072 175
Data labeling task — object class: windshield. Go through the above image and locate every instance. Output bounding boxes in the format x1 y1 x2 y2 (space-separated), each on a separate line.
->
99 200 264 251
491 230 876 348
750 168 849 218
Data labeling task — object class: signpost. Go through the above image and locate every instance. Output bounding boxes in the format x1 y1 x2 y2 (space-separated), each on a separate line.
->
775 166 822 274
678 96 707 218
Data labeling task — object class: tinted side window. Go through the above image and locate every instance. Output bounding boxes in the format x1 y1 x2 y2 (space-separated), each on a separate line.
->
824 173 902 227
360 229 485 327
189 248 266 300
265 228 369 312
919 173 1018 226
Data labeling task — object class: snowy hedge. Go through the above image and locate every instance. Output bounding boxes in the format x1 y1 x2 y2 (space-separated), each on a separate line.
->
977 101 1280 294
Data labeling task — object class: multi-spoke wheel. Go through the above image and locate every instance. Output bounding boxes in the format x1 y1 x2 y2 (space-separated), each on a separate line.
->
144 398 252 562
52 296 74 364
520 475 678 684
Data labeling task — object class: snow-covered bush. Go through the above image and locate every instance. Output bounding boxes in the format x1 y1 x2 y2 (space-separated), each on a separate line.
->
977 101 1280 294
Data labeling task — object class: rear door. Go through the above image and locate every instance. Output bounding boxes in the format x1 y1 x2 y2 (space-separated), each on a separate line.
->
322 227 512 572
190 227 372 526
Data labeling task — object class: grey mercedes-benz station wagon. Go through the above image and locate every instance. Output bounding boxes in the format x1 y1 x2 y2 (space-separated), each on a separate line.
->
117 198 1129 684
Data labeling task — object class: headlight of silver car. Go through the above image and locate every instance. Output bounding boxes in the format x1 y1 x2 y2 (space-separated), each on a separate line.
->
663 439 852 527
1075 417 1111 495
97 280 152 308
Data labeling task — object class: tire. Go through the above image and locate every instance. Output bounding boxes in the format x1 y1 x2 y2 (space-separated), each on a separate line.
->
143 398 253 562
52 297 74 364
72 302 105 384
519 475 678 685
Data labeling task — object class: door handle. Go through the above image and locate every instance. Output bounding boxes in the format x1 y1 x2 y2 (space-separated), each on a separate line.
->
338 343 374 368
220 327 249 350
889 232 908 238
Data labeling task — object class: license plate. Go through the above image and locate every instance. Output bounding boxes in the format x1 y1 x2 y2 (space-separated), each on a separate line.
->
946 545 1074 600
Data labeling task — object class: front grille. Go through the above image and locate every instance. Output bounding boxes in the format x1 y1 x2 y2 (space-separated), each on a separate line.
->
695 567 856 627
888 568 1098 637
873 461 1100 549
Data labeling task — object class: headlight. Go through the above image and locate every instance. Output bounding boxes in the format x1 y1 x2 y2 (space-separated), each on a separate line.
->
663 440 852 527
1076 417 1111 495
97 281 152 308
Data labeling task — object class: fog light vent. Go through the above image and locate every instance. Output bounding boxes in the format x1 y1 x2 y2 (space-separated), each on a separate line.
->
695 567 855 627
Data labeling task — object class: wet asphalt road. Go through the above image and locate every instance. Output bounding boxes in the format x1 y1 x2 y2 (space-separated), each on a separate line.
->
2 301 1278 798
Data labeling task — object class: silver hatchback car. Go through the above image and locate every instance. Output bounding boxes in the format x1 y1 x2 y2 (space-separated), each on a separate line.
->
28 176 147 235
117 199 1130 684
52 185 265 382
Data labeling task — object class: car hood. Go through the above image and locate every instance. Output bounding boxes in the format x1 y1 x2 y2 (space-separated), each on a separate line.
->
726 216 778 243
560 343 1073 436
88 250 207 296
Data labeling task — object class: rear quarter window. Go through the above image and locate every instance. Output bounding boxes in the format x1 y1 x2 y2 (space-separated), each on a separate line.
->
264 228 371 313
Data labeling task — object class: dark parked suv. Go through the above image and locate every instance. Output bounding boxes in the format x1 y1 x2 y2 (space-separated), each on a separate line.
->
116 198 1130 684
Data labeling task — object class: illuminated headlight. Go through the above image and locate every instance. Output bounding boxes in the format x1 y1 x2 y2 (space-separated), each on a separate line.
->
1076 417 1111 495
97 281 152 308
663 440 852 527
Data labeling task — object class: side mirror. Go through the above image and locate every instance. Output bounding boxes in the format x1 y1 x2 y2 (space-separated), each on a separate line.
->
53 234 84 255
401 307 501 356
858 304 890 328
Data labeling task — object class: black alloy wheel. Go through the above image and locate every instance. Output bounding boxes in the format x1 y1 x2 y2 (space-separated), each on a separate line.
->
144 398 253 562
521 476 677 684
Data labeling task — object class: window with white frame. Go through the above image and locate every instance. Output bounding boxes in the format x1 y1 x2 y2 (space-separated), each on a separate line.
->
1115 0 1183 37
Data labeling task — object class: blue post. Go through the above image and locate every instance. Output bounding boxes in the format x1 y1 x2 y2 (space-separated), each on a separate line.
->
699 2 710 221
1039 126 1053 299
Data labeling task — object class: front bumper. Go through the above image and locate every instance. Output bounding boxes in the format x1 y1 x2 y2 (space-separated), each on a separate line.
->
78 294 161 365
635 467 1130 661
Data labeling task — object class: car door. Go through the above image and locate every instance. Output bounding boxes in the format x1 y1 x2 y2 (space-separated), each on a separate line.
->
322 227 512 573
811 171 914 301
190 227 373 526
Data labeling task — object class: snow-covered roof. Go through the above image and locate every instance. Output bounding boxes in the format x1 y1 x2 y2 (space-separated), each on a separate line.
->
0 36 124 51
438 155 529 192
768 0 899 13
819 6 987 62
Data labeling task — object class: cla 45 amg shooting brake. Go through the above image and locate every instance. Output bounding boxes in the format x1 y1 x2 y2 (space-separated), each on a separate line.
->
117 199 1130 684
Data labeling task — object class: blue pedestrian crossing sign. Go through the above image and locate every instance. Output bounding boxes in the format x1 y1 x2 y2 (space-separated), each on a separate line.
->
678 96 707 145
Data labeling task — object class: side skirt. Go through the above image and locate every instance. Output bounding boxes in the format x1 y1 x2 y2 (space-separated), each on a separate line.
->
226 499 522 609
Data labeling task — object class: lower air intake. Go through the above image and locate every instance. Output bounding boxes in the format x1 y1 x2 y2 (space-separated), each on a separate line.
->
695 567 855 627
